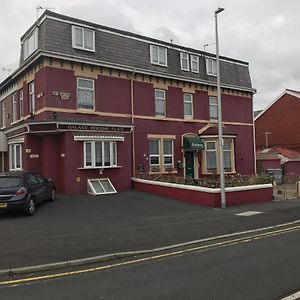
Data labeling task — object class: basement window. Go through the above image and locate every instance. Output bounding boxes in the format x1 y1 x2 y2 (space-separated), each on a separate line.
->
87 178 117 195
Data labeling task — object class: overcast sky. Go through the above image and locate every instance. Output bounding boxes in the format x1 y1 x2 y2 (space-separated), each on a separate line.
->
1 0 299 110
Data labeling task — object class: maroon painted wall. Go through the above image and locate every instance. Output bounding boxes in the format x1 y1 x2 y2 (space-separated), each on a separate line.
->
255 93 300 151
286 161 300 178
133 181 273 207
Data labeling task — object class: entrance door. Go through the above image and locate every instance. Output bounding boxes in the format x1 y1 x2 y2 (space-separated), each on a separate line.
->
185 151 194 179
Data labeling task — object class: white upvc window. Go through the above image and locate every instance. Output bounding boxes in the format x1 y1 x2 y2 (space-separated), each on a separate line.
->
206 58 218 76
224 139 232 171
150 45 167 67
77 78 94 110
1 101 6 128
87 178 117 195
149 139 160 166
180 53 189 71
202 138 235 174
84 141 117 168
9 144 22 170
72 26 95 52
209 96 218 120
23 28 38 60
205 141 217 172
149 138 174 171
183 93 193 119
29 82 35 114
155 89 166 117
19 90 23 118
191 55 199 73
163 140 173 166
12 93 17 122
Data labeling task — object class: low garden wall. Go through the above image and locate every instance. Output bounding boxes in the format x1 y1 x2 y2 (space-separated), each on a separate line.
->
132 178 273 207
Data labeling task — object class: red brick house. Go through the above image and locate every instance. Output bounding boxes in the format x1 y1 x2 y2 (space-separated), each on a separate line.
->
255 89 300 152
0 11 256 194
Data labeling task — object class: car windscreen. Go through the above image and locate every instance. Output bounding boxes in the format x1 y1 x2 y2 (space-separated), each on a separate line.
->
0 177 22 189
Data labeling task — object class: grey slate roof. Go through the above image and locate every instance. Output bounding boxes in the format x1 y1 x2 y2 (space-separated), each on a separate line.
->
17 10 253 91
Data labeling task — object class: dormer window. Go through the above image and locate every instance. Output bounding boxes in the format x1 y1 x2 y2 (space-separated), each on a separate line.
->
150 45 167 67
191 55 199 73
180 53 189 71
206 58 218 76
23 28 38 61
72 26 95 52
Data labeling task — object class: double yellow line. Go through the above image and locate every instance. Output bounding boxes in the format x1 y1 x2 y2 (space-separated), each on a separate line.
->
1 224 300 287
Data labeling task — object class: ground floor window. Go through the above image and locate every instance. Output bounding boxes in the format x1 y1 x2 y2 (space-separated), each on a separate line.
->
9 143 22 170
202 138 235 174
149 138 174 172
84 141 117 168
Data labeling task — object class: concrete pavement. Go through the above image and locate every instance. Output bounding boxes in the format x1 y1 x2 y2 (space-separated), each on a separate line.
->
1 190 300 273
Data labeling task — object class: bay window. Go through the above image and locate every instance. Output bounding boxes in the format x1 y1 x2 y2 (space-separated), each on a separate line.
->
202 138 235 174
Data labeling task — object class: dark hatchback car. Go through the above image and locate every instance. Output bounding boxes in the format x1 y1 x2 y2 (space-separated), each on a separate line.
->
0 171 55 216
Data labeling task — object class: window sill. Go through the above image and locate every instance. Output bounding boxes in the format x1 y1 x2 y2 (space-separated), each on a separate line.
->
202 171 236 175
76 108 95 113
149 170 178 175
78 166 122 170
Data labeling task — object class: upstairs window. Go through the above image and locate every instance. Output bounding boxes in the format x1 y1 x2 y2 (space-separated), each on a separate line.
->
180 53 189 71
1 101 6 128
77 78 94 110
183 93 193 119
209 96 218 120
150 45 167 66
23 28 38 60
72 26 95 52
155 89 166 117
12 93 17 122
29 82 35 114
191 55 199 73
19 90 24 118
206 58 218 76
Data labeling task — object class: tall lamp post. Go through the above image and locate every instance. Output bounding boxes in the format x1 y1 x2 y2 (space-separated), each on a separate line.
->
215 7 226 208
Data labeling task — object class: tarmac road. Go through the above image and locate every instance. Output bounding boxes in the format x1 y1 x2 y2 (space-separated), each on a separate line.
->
1 190 300 271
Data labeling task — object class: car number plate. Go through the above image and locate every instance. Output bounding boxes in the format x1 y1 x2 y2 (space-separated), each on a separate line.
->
0 203 7 208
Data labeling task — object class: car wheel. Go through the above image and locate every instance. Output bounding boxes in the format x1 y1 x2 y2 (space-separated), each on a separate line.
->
48 188 56 202
24 198 35 216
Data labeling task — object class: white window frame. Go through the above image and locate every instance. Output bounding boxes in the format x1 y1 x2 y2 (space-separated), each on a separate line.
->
149 138 174 172
12 93 17 122
19 90 24 118
206 58 218 76
9 144 22 171
87 178 117 195
155 89 166 117
1 101 6 128
23 28 38 61
163 140 174 167
77 78 95 110
209 96 218 120
72 26 95 52
205 141 217 172
183 93 193 119
83 141 117 168
29 82 35 114
149 139 160 167
150 45 167 67
202 138 235 174
180 53 190 71
191 55 199 73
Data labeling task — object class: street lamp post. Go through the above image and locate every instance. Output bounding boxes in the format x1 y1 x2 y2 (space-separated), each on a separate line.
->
215 7 226 208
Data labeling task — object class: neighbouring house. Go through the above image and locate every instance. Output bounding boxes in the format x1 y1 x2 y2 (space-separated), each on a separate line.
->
255 89 300 152
256 146 300 183
0 10 256 195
